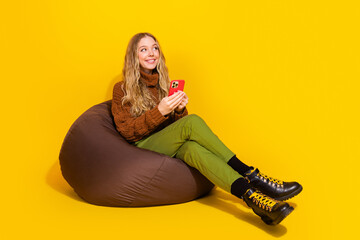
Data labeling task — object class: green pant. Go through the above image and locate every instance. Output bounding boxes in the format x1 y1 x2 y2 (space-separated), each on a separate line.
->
134 114 243 192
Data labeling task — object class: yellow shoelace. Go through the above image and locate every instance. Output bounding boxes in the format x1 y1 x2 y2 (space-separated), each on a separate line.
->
258 172 284 188
249 191 278 212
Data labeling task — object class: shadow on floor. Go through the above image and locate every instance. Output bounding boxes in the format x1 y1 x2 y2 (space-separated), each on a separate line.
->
47 160 296 236
46 160 85 203
196 188 296 237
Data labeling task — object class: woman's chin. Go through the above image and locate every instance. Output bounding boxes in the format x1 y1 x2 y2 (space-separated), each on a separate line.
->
141 66 157 73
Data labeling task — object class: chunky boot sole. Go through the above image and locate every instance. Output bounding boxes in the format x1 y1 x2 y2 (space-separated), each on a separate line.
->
242 188 295 225
273 185 303 201
261 206 294 225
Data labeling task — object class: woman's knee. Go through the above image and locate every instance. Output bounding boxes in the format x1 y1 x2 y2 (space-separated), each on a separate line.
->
176 141 200 157
182 114 205 127
179 140 198 152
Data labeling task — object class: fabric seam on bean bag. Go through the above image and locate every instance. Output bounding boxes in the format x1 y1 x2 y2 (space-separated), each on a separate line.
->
128 156 167 206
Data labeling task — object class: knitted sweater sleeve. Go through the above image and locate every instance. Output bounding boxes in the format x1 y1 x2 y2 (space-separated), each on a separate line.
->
111 82 169 142
174 107 188 121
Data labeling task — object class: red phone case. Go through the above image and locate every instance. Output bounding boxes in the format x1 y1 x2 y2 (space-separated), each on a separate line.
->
168 80 185 96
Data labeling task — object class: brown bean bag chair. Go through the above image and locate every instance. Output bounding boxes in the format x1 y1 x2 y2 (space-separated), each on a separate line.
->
59 100 214 207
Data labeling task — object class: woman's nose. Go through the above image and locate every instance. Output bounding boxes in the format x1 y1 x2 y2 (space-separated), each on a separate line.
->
148 49 154 56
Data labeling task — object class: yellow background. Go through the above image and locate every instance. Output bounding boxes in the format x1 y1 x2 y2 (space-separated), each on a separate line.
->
1 0 359 239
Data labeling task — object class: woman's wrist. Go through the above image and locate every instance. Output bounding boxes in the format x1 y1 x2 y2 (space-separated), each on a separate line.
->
157 105 166 116
175 107 185 114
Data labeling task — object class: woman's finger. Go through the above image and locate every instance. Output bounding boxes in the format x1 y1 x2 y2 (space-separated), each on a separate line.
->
170 95 185 109
168 91 182 100
170 96 183 108
168 91 185 105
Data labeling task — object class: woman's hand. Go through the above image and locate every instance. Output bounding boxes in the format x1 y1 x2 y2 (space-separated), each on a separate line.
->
158 91 185 116
175 92 188 113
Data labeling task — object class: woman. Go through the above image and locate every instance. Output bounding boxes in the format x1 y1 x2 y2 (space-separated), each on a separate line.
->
111 32 302 225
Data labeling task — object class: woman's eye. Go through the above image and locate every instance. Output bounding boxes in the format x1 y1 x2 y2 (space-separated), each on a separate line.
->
153 46 159 51
140 48 146 52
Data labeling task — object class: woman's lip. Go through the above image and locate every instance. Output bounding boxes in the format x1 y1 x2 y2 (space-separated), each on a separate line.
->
146 59 156 63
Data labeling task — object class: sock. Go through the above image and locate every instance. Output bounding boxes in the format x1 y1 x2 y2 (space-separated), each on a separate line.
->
230 177 252 198
227 155 252 176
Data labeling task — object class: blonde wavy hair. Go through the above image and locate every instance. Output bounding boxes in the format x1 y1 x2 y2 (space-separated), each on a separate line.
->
121 32 170 117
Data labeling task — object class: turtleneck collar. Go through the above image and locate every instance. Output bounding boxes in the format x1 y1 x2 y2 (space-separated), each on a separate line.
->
140 70 159 87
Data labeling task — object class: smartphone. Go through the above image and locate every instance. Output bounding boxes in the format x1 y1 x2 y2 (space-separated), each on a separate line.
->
168 80 185 96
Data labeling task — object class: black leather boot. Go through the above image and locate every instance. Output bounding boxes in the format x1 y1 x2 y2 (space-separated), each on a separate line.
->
242 188 294 225
245 168 302 201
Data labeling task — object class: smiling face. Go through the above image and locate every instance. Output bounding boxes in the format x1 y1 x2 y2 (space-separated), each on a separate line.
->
137 36 160 74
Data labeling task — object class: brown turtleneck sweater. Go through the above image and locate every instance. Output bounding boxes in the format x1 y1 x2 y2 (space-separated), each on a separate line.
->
111 70 188 142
